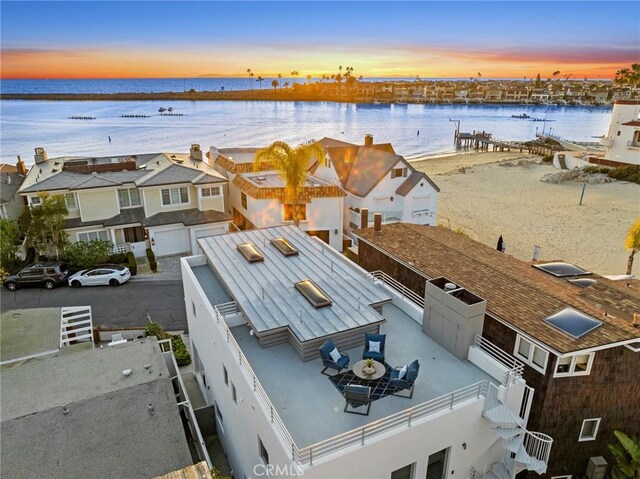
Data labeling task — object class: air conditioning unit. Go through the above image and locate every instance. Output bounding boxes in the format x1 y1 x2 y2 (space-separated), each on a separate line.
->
586 456 607 479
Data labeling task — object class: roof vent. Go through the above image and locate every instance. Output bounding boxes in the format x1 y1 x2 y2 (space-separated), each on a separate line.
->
444 282 457 292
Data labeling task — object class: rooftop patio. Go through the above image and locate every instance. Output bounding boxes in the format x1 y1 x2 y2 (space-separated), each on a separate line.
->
231 302 496 448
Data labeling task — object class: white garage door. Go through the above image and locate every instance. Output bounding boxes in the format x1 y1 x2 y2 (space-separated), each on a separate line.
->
153 228 187 257
192 226 226 254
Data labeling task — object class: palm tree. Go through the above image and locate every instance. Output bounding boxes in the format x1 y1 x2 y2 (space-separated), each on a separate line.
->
284 81 289 89
306 74 312 84
278 73 282 88
271 80 278 91
291 70 299 84
257 76 264 90
253 141 326 226
608 430 640 479
247 68 252 90
625 217 640 274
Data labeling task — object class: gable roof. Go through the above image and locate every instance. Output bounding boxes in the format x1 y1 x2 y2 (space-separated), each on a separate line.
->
138 163 225 187
396 171 440 196
355 223 640 354
343 147 404 197
19 170 148 193
0 172 23 203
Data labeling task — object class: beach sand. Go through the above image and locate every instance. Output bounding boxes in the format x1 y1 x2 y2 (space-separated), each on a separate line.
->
412 152 640 276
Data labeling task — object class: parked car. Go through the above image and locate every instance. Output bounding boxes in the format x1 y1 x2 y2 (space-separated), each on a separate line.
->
3 261 69 291
68 265 131 287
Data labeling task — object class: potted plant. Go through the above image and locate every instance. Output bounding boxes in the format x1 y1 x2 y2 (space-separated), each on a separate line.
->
363 358 376 376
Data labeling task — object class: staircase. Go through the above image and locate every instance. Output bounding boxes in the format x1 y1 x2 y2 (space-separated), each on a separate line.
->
475 383 553 479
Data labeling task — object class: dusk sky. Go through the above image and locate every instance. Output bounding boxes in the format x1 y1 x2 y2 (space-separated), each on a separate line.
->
2 1 638 79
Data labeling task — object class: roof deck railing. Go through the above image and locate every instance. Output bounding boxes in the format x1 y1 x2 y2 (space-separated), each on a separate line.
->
365 270 425 308
213 302 488 466
473 334 524 384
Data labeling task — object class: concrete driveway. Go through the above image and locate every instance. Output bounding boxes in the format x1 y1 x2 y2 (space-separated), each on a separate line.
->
0 279 187 331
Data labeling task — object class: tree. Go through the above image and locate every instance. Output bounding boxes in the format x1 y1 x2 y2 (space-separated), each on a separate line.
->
253 141 326 226
306 74 312 84
552 70 560 78
608 430 640 479
0 218 20 268
19 192 68 259
615 64 640 88
257 75 264 89
277 73 282 88
291 70 299 84
247 68 252 90
63 239 113 269
271 79 278 91
625 217 640 274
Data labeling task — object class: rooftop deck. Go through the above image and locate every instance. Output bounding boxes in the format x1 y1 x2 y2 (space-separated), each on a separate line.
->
231 302 495 447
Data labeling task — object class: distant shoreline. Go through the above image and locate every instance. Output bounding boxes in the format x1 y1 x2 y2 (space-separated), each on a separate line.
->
0 90 611 106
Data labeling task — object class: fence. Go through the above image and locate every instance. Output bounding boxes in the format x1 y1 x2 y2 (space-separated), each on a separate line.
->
365 270 425 308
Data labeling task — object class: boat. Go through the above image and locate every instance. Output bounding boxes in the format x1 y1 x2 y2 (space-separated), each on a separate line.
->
511 113 530 119
158 107 166 112
167 107 173 112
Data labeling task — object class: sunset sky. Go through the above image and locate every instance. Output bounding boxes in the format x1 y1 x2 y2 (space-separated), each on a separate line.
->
1 1 638 79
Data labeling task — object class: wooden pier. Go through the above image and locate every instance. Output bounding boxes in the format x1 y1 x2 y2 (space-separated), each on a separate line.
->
454 129 553 156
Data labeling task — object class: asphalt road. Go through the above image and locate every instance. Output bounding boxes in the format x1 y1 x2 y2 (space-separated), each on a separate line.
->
0 279 188 331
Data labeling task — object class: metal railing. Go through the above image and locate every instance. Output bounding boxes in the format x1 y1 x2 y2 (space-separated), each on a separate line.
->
212 303 488 466
365 270 425 308
523 431 553 472
473 334 524 384
215 301 239 317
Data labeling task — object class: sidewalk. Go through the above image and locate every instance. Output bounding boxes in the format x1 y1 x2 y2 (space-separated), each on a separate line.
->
130 254 183 282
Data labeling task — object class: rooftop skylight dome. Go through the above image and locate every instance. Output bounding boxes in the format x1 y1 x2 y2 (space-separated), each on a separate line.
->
237 243 264 263
533 262 591 278
270 238 299 257
544 308 603 339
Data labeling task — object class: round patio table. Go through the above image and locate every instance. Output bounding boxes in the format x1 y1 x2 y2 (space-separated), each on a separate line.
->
352 360 386 380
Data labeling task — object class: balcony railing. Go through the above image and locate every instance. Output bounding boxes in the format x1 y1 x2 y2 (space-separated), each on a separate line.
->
212 301 488 466
473 334 524 384
364 270 425 308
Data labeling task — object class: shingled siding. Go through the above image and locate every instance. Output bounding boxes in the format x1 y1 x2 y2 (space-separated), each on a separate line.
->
484 316 640 479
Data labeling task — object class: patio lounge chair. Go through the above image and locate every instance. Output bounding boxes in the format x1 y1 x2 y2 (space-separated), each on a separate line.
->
319 339 350 376
389 359 420 399
362 332 386 363
343 384 372 415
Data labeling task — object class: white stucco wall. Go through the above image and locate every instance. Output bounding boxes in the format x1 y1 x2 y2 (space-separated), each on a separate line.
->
604 103 640 165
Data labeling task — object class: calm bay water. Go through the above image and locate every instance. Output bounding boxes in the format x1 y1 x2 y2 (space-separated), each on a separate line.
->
0 99 611 165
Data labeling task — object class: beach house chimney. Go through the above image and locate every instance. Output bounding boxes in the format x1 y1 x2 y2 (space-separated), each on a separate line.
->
360 208 369 229
373 213 382 235
16 156 27 175
364 134 374 146
190 144 203 161
34 147 48 164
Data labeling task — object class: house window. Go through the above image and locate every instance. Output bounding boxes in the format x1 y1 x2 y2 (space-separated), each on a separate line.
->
232 383 237 404
201 186 221 197
391 167 408 179
30 196 42 206
632 131 640 147
77 230 110 243
284 204 306 221
617 131 621 136
64 193 77 210
223 365 228 386
579 418 601 441
241 192 247 209
391 463 414 479
161 187 189 206
554 353 595 377
258 437 269 464
514 335 548 373
118 188 142 208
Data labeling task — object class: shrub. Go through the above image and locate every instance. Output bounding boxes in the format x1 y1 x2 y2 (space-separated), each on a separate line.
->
608 165 640 184
108 252 128 264
146 247 155 260
170 334 192 366
127 251 138 276
541 154 554 163
144 321 164 339
62 240 113 269
149 260 158 272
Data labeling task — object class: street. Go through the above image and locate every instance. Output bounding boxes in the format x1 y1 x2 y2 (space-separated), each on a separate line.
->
0 280 188 331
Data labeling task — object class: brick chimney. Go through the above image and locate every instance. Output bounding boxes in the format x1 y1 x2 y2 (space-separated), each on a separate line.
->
34 147 48 164
190 144 203 161
373 213 382 235
360 208 369 229
364 134 373 147
16 156 27 176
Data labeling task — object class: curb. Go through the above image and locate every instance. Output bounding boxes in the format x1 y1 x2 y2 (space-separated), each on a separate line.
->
129 275 182 283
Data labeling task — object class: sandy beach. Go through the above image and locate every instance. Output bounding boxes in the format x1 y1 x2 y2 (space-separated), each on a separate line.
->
411 152 640 276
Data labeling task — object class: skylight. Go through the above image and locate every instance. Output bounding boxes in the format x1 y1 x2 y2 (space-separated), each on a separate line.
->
294 280 332 308
533 262 591 277
544 308 602 339
237 243 264 263
568 278 598 288
271 238 299 257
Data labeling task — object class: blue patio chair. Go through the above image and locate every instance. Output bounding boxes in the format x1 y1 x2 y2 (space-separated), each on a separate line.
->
389 359 420 399
362 332 386 363
343 384 372 415
319 339 350 376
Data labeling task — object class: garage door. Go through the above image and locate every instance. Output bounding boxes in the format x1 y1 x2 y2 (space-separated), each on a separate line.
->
192 226 226 254
153 228 187 257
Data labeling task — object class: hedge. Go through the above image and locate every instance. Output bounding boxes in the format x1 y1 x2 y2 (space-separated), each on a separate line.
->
127 251 137 276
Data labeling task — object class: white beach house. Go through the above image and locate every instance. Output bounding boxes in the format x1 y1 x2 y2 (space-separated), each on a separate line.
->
182 225 552 479
599 100 640 166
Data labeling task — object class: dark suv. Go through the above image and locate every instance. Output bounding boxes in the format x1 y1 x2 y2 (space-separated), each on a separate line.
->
3 262 69 291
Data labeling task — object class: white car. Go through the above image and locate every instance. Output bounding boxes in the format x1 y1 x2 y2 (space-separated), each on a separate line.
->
68 265 131 287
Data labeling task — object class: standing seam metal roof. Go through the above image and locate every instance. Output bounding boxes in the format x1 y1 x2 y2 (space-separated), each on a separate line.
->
197 226 390 342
